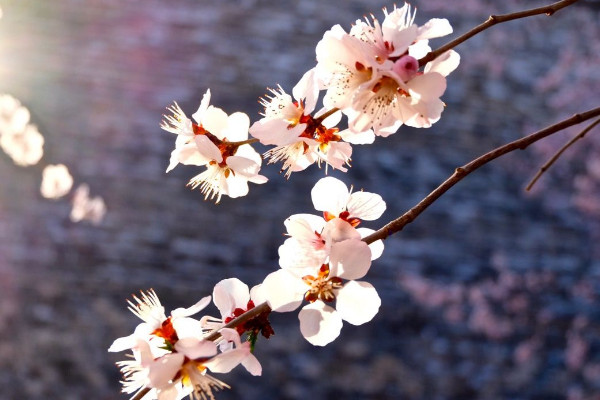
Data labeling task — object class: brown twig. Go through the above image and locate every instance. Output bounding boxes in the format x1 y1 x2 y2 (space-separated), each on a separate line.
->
362 106 600 245
418 0 580 67
526 118 600 191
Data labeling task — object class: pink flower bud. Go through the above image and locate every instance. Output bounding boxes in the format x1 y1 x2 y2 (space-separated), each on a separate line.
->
393 55 419 82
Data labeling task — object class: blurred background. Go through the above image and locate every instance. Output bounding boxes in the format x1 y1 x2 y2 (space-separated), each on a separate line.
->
0 0 599 399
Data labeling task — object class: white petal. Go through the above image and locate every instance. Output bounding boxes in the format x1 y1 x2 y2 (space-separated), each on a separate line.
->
226 155 261 178
250 119 305 146
321 218 361 244
260 270 305 312
242 353 262 376
172 317 204 340
223 112 250 142
174 338 217 360
191 89 211 123
108 333 138 352
311 176 349 215
279 238 327 270
424 50 460 77
347 191 386 221
417 18 453 40
339 128 375 145
336 281 381 325
171 296 212 318
249 284 267 305
284 214 326 240
213 278 250 319
329 239 371 280
356 228 384 261
202 106 229 139
293 68 320 115
408 72 446 101
299 302 343 346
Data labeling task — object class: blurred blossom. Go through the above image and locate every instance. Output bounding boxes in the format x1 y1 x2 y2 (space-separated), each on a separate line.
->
0 123 44 166
70 184 106 224
0 94 30 137
40 164 73 199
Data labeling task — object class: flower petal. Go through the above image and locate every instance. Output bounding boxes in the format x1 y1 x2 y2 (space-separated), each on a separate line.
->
171 295 212 318
356 228 384 261
311 176 349 215
213 278 250 319
335 281 381 325
329 239 372 280
347 191 386 221
260 270 305 312
299 301 343 346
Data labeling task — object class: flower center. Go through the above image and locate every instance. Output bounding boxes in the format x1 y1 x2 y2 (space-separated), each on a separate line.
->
302 264 343 303
152 316 179 345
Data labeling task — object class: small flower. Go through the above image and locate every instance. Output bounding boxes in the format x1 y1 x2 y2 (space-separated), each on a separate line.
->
0 123 44 166
250 70 355 176
70 184 106 224
262 238 380 346
162 90 267 202
0 94 30 137
40 164 73 199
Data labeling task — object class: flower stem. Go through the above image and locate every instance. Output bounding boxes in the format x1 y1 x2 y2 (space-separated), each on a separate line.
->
362 106 600 245
526 118 600 191
314 108 340 124
418 0 580 67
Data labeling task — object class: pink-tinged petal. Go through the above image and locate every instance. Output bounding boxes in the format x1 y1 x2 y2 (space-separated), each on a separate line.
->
221 174 250 198
339 128 375 145
213 278 250 319
424 50 460 77
299 302 343 346
148 353 185 389
235 144 263 165
223 112 250 142
356 228 384 261
417 18 453 40
194 135 223 163
293 68 320 115
226 155 260 177
311 176 349 215
320 142 351 171
174 142 213 168
191 89 211 123
347 191 386 221
156 384 179 400
202 106 229 139
219 328 243 347
279 238 326 270
321 218 361 244
284 214 326 240
250 119 305 146
405 98 444 128
329 239 372 280
336 281 381 325
384 25 418 58
204 349 247 374
171 296 212 318
175 338 218 360
408 72 447 101
242 353 262 376
260 270 305 312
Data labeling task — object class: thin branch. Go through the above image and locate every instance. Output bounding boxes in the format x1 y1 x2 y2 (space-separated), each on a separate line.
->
227 138 259 147
526 118 600 191
362 106 600 245
418 0 579 67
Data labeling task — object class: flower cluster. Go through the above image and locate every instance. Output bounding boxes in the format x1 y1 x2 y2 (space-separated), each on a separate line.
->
110 284 272 400
162 4 459 201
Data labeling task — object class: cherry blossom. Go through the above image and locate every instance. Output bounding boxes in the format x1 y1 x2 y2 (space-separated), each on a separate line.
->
201 278 274 341
315 3 459 135
40 164 73 199
0 123 44 166
70 184 106 224
262 238 380 346
0 94 30 137
250 70 357 176
162 90 267 202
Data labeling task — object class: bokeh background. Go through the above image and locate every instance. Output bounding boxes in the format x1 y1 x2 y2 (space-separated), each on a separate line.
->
1 0 600 399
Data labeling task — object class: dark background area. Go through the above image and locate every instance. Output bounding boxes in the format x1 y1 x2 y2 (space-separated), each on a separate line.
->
0 1 599 399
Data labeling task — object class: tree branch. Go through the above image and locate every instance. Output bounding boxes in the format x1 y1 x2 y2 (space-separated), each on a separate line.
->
418 0 580 67
526 118 600 191
362 106 600 245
